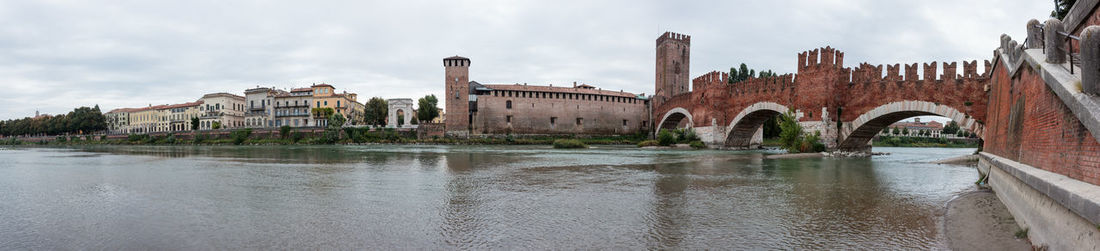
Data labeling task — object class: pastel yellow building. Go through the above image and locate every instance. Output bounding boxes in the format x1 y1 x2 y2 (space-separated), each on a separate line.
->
310 84 363 126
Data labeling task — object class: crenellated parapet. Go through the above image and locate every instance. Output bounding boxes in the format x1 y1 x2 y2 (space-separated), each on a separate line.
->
847 60 988 87
656 31 691 46
729 73 796 96
798 46 845 72
691 71 728 91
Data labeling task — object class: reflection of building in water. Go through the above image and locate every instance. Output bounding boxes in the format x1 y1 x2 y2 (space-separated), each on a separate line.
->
440 153 485 248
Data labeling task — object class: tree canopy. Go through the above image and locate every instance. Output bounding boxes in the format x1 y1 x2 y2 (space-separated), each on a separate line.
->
0 106 107 136
328 113 346 128
364 97 388 126
1052 0 1077 19
728 63 779 84
417 95 440 123
942 121 960 135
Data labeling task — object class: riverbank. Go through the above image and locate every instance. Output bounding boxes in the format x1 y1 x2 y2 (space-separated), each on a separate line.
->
0 132 648 147
943 190 1030 250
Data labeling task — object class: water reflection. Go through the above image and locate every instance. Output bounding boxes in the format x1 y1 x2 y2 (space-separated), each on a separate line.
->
0 146 976 249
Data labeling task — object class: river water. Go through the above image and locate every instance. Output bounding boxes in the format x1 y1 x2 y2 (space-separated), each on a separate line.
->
0 145 978 249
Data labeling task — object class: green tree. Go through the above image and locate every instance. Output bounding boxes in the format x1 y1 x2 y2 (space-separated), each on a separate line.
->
280 125 292 138
212 121 222 130
417 95 440 122
902 127 909 136
942 121 960 135
328 113 346 128
363 97 388 126
191 117 200 130
762 116 780 138
1052 0 1077 19
777 110 804 153
729 63 778 84
892 127 900 135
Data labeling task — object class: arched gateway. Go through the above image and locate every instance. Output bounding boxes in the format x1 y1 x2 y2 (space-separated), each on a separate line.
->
656 107 693 133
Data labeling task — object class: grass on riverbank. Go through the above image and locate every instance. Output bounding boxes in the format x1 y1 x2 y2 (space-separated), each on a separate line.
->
552 139 588 149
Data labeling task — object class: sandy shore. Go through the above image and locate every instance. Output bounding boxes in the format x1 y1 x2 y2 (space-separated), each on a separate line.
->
944 190 1031 250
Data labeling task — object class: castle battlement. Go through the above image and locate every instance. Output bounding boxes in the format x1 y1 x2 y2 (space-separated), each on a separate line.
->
798 46 845 71
656 31 691 45
730 73 796 96
691 71 728 91
847 59 991 86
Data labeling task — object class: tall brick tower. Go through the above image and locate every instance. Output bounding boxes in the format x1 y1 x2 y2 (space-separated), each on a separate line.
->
655 32 691 109
444 56 471 137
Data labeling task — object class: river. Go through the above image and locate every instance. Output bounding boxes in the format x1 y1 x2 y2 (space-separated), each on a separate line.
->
0 145 978 249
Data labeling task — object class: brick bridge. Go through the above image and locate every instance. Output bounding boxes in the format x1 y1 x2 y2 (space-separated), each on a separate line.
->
653 47 991 151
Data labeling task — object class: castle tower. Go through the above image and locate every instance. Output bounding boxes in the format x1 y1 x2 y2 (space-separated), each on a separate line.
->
444 56 471 136
655 31 691 108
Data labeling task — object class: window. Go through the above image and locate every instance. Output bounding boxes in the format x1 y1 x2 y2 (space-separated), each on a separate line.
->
576 118 583 126
324 101 328 106
337 100 341 107
506 115 512 123
317 101 321 107
506 100 512 109
551 117 557 126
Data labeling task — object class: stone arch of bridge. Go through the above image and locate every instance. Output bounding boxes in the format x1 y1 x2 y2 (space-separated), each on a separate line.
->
656 107 693 133
723 102 791 148
837 100 983 151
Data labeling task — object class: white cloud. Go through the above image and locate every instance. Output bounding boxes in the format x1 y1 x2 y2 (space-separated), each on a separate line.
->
0 0 1052 119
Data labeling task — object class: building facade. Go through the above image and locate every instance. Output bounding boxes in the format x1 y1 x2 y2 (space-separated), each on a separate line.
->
198 93 246 130
273 88 314 127
443 56 650 136
245 87 287 128
310 84 364 127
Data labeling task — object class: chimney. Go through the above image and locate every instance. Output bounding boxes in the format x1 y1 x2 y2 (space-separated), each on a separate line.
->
914 118 921 123
573 81 577 88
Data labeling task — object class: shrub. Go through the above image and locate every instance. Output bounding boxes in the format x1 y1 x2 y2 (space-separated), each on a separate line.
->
799 131 825 153
193 133 207 144
290 131 304 143
777 110 803 152
128 134 149 142
230 129 252 145
689 141 706 149
280 125 292 138
552 139 588 149
637 140 660 147
657 129 676 146
56 136 67 143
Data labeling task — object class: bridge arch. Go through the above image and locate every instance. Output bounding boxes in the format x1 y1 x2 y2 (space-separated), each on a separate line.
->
837 100 983 151
656 107 693 133
723 102 791 148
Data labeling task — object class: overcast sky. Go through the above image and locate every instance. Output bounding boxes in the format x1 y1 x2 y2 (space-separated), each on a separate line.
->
0 0 1051 121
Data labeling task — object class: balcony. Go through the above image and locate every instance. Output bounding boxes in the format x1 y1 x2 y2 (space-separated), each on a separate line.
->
275 113 310 118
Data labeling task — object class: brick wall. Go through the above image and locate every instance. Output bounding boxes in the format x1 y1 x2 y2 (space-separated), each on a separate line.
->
473 92 649 135
985 62 1100 185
